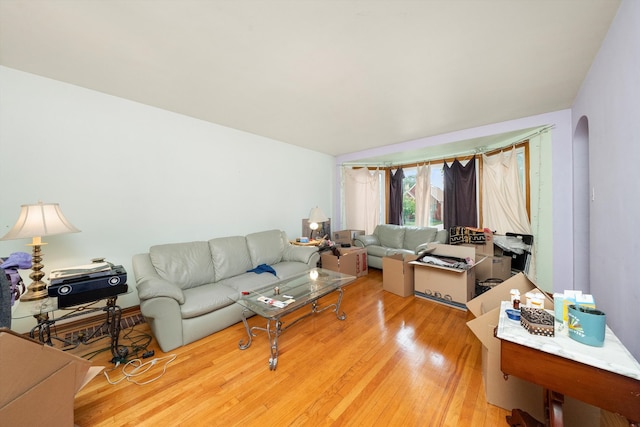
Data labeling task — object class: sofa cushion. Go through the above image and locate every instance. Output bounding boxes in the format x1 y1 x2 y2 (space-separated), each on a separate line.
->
217 271 280 293
246 229 284 267
180 284 237 319
376 224 405 249
366 245 396 258
403 226 437 251
272 261 313 280
149 241 215 290
209 236 253 282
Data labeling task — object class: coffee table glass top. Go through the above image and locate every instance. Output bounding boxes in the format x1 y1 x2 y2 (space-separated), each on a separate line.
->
234 268 355 318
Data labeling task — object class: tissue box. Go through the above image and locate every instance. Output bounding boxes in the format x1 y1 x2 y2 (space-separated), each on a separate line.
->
520 306 555 337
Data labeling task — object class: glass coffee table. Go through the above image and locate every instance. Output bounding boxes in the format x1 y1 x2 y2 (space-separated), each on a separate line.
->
233 268 356 370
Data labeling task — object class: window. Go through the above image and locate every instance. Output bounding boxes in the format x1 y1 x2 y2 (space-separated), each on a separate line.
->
383 141 529 229
400 164 445 229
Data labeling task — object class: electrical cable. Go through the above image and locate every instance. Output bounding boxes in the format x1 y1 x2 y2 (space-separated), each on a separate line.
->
81 321 152 362
103 354 177 385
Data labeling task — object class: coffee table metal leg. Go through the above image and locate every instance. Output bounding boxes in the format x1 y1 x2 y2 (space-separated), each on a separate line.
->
267 319 282 370
239 309 254 350
334 288 346 320
312 288 347 320
237 287 348 370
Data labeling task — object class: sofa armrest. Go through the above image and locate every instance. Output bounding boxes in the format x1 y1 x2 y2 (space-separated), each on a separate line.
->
132 253 185 304
353 234 379 247
282 244 319 264
435 229 448 244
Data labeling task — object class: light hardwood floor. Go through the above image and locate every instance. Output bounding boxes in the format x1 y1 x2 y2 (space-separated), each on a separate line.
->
72 269 511 426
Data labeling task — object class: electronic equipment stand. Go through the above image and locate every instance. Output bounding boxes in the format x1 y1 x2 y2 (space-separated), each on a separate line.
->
14 294 126 360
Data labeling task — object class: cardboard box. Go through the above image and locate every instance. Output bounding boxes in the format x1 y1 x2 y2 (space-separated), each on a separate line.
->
0 329 102 426
332 230 365 246
461 230 499 257
475 255 512 282
382 254 418 297
465 275 600 426
321 247 368 277
411 244 482 310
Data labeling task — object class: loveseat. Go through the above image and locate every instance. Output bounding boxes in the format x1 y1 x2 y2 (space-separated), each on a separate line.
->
353 224 448 269
132 229 319 352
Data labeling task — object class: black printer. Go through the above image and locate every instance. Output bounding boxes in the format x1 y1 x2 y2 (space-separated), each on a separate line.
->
48 261 127 308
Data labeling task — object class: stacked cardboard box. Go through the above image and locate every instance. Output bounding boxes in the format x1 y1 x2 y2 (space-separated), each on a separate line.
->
320 247 368 277
332 230 365 246
462 231 512 281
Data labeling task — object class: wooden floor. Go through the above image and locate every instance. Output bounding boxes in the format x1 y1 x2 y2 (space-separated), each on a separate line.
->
72 269 510 426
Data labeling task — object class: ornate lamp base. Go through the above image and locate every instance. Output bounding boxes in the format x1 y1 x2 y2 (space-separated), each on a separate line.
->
20 281 48 301
19 242 49 301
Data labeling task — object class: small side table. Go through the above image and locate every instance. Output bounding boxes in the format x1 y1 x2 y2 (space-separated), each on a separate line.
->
12 292 129 359
290 239 323 246
496 301 640 426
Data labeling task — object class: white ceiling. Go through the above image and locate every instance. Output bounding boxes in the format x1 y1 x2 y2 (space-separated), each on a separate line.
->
0 0 620 161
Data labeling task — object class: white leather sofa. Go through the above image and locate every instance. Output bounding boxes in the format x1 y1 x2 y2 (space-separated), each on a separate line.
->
132 229 319 352
353 224 448 269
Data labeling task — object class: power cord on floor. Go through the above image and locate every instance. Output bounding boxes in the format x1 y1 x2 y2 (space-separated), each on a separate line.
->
103 354 177 385
81 322 153 363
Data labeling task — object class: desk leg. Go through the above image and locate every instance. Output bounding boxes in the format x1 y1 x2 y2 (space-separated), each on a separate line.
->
104 297 123 358
30 313 53 345
506 409 544 427
545 389 564 427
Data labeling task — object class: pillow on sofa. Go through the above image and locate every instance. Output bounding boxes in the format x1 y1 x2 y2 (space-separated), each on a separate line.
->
403 226 437 251
246 229 284 267
209 236 253 281
150 241 215 290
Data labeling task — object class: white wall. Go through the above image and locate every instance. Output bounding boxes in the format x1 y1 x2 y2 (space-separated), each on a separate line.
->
335 110 573 295
0 66 334 332
572 0 640 359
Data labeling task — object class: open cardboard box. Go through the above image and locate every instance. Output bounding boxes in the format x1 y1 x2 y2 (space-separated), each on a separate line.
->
382 253 418 297
411 244 484 310
332 229 365 246
0 329 102 427
321 246 368 277
466 274 601 426
474 254 511 282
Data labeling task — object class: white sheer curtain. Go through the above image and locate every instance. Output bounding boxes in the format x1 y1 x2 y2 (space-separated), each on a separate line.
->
343 167 380 234
482 148 531 234
414 164 432 227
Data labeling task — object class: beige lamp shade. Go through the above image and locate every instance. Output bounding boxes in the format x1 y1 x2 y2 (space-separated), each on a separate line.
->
1 202 80 301
1 202 80 241
308 207 329 225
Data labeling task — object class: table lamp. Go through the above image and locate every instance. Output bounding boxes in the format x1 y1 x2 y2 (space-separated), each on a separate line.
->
308 206 328 240
1 202 80 301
